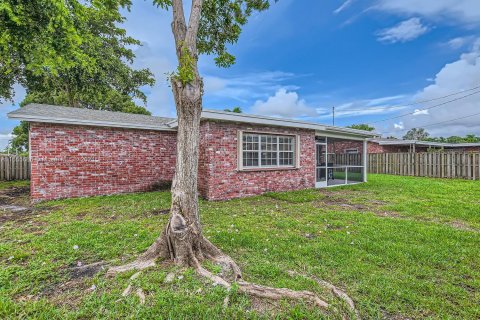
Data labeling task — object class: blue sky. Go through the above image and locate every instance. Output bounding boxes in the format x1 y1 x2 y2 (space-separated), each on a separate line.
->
1 0 480 149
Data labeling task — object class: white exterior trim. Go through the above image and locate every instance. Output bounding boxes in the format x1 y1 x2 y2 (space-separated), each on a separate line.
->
8 114 176 132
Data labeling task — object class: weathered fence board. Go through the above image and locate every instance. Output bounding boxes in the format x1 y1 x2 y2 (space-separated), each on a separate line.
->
0 155 30 181
368 152 480 180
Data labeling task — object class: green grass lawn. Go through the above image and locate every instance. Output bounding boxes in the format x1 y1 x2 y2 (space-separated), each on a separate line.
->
1 175 479 319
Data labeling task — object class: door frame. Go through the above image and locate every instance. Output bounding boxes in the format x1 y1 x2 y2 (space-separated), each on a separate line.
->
315 140 328 188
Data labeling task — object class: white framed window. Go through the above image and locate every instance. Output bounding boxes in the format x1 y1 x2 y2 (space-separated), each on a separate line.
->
241 132 297 169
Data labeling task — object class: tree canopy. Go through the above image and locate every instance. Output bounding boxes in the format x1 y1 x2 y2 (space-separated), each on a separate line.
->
224 107 242 113
403 128 430 140
1 0 154 109
1 0 156 153
347 123 375 131
402 128 480 143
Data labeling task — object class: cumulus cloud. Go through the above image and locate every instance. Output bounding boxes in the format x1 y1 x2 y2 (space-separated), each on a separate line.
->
251 88 318 118
203 71 299 105
394 122 404 129
383 39 480 136
377 0 480 25
377 18 429 43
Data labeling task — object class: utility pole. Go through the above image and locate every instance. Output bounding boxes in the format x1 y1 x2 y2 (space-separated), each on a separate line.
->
332 106 335 126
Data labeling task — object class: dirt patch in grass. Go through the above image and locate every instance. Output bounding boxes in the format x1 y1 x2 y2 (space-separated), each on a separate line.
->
70 261 108 279
314 194 373 212
0 185 33 223
34 261 108 309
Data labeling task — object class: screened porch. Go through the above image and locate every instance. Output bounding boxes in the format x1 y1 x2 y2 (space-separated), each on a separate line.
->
315 136 367 188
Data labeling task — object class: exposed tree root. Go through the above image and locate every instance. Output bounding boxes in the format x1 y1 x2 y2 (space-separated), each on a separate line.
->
196 267 329 310
288 270 361 319
107 258 156 276
136 288 146 305
107 227 353 315
237 280 329 309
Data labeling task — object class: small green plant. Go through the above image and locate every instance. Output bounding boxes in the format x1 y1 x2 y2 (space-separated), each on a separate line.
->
175 46 197 85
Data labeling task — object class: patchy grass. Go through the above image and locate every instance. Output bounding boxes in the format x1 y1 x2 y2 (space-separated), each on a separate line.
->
0 175 479 319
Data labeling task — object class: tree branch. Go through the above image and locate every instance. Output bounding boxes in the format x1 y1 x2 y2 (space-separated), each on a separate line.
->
171 0 187 58
184 0 203 53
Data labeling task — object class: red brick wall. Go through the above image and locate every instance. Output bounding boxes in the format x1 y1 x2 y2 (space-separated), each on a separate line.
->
367 142 412 153
328 140 363 154
29 122 177 202
198 121 315 200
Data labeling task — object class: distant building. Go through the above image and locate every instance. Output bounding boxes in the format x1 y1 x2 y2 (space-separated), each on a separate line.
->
368 139 480 153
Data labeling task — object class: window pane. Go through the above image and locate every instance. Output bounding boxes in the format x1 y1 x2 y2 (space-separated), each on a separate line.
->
261 151 277 166
242 133 295 168
243 151 259 167
279 152 294 166
347 167 363 184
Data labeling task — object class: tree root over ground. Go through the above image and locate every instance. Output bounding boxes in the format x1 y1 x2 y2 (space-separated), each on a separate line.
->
107 233 360 319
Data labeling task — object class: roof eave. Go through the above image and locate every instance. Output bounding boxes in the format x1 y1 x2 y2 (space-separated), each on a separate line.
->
7 113 176 132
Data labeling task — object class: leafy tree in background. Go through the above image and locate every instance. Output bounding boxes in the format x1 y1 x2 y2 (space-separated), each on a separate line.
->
347 123 375 131
224 106 242 113
401 128 480 143
403 128 430 140
1 0 155 152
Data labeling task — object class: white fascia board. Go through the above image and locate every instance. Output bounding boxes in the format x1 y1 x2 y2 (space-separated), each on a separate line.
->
7 114 176 132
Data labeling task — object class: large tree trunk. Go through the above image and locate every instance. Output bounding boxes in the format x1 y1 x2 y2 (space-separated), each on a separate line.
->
164 76 204 267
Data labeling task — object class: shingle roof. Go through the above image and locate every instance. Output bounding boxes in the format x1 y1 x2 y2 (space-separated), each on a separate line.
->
8 104 176 131
8 103 378 139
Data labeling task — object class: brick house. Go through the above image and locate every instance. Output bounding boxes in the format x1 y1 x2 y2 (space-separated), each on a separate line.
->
8 104 376 202
368 139 480 153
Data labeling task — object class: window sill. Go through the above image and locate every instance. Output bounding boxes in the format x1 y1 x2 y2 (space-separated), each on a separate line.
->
237 166 300 172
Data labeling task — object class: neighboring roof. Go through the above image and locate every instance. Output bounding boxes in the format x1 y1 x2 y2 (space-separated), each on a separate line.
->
8 103 176 131
370 138 480 148
8 104 378 139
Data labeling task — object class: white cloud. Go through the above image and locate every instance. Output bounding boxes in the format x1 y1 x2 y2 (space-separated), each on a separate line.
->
315 94 409 120
377 0 480 25
251 88 318 118
446 37 470 49
394 122 404 129
384 39 480 136
203 71 299 105
334 0 355 14
366 95 406 106
412 109 429 116
377 18 429 43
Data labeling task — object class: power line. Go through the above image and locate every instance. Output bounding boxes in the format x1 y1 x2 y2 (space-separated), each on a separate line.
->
368 89 480 124
339 84 480 112
401 111 480 131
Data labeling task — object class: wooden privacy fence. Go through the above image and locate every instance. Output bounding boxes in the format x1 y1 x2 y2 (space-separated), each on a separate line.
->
0 155 30 181
368 152 480 180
